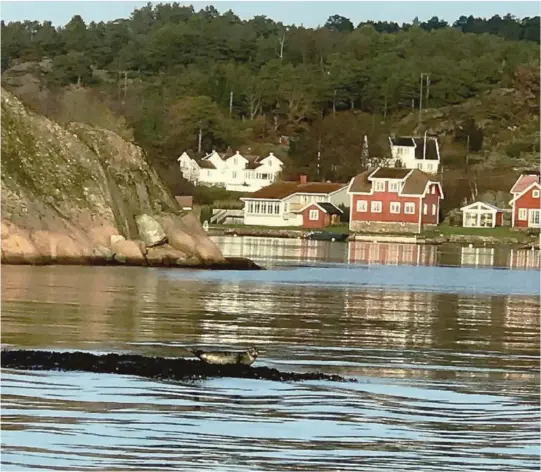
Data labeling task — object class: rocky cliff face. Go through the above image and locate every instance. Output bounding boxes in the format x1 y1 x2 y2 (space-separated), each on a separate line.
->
1 88 231 267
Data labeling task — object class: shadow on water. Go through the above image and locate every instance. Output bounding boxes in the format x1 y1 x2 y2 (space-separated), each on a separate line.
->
1 238 540 471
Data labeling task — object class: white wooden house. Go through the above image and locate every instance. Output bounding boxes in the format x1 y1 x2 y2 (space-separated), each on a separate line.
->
388 134 441 174
178 150 284 192
241 176 349 227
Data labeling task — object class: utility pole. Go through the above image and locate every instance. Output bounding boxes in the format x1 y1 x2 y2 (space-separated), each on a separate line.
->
466 134 470 167
229 91 233 116
123 71 128 103
317 137 322 179
419 73 429 127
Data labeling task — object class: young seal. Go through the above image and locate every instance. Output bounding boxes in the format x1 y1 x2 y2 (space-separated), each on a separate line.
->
188 346 260 366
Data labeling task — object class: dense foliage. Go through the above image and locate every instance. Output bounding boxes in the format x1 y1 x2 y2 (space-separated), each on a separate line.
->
2 4 539 189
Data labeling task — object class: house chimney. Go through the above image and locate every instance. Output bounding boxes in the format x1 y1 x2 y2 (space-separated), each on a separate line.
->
300 175 308 185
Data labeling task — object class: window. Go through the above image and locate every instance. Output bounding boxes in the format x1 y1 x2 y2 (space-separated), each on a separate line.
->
518 208 527 220
404 202 415 214
309 209 319 221
374 181 385 192
371 201 382 213
390 202 401 214
232 171 237 179
529 209 540 227
255 202 260 213
389 181 400 192
357 200 367 212
432 204 436 215
431 186 436 195
425 163 432 172
284 202 289 213
423 203 428 215
533 189 540 198
234 157 238 165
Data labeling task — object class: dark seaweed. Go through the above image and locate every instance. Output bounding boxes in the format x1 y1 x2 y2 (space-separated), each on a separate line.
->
1 349 356 383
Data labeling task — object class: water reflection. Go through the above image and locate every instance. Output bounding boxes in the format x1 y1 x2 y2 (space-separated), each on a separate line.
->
212 236 541 270
1 259 540 471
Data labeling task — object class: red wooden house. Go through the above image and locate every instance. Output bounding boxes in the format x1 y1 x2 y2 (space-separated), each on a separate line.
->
510 171 540 229
347 168 443 234
300 202 342 229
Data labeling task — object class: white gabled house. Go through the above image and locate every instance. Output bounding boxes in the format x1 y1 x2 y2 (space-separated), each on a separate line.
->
241 176 349 227
178 150 284 192
388 133 441 174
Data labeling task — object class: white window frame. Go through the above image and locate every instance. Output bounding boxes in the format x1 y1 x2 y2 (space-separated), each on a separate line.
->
390 202 401 214
309 209 319 221
356 200 367 212
374 181 385 192
533 189 540 198
518 208 528 221
404 202 415 214
528 209 540 227
432 204 436 215
371 201 382 213
389 181 400 192
423 203 428 215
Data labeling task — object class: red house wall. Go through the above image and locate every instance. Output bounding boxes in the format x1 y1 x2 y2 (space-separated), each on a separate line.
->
496 212 503 226
421 184 441 225
513 186 541 228
351 193 420 223
302 204 330 229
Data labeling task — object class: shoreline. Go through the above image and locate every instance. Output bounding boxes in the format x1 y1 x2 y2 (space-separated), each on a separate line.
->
0 256 265 270
208 227 540 249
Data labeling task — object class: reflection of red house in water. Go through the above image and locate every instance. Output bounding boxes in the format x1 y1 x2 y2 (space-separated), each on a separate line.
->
509 248 541 269
347 242 437 266
510 171 540 229
348 167 443 234
301 202 342 229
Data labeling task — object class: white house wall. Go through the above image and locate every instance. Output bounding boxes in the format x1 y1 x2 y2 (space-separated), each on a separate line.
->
179 151 284 192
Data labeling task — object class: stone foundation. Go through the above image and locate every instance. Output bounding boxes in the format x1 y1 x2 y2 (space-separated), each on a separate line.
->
350 221 419 234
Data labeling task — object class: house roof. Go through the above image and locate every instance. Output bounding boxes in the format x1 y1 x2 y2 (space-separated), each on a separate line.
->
510 172 540 194
460 201 503 212
413 137 439 160
349 170 372 193
317 202 343 215
390 137 416 147
175 196 193 208
370 168 411 179
349 168 441 197
248 181 346 200
198 160 216 169
401 169 436 195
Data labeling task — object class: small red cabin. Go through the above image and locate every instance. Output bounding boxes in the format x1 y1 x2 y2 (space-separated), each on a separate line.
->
301 202 342 229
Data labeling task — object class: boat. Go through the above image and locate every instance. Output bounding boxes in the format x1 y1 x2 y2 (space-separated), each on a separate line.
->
305 231 349 242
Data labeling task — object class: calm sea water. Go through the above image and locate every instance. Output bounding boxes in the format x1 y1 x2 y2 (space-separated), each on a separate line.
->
1 238 540 471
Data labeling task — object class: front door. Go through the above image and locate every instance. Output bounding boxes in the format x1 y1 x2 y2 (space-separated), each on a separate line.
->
528 209 540 228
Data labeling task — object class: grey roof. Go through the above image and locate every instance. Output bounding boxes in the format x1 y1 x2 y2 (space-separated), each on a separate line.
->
317 202 343 215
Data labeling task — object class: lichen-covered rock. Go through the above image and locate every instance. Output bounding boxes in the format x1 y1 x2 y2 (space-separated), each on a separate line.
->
135 214 167 247
0 88 229 267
